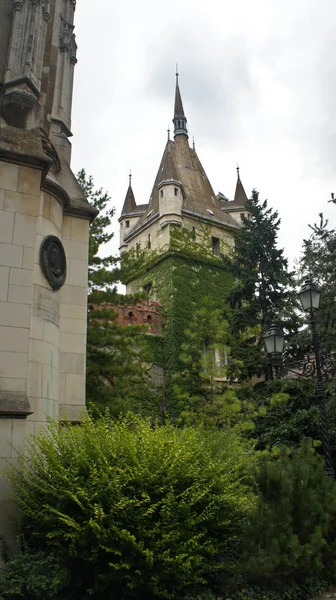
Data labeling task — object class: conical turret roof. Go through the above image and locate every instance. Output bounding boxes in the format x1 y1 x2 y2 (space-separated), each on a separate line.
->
158 141 180 185
232 168 248 206
121 180 136 215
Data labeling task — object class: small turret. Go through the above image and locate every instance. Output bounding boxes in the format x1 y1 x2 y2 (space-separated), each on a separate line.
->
120 173 137 250
158 132 183 228
173 69 188 138
233 166 248 206
221 166 249 225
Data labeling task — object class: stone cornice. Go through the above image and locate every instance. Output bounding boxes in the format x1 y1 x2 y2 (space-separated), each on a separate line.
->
0 391 33 418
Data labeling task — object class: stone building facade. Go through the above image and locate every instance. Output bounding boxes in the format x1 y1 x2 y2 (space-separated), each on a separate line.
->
0 0 96 551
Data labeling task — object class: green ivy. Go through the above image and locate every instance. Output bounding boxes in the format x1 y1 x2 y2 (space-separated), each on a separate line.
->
121 226 234 411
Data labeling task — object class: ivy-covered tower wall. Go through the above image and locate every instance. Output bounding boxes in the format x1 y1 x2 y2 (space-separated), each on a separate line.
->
123 230 234 410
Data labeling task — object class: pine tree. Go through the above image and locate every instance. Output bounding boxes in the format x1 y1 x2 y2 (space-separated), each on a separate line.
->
173 298 261 433
76 170 156 416
298 213 336 354
226 190 297 379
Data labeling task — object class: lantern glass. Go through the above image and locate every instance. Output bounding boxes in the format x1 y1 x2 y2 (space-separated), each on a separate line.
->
263 325 285 355
298 281 321 311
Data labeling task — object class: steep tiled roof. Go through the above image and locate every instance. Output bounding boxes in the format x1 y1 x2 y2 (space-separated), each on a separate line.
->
158 141 180 185
121 185 136 215
127 134 238 235
232 177 248 207
174 84 185 118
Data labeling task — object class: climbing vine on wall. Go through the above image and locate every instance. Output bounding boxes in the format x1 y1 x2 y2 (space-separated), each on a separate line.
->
120 226 234 411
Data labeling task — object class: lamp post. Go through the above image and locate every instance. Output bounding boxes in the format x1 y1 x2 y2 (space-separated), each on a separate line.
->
263 281 334 478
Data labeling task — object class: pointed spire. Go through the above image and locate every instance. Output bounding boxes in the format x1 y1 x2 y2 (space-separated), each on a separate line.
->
193 136 195 151
173 68 188 139
158 141 180 185
233 166 248 206
121 171 136 215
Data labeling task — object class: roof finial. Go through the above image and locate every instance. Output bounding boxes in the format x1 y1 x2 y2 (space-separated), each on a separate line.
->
176 63 179 86
236 164 240 181
129 170 132 187
167 126 170 141
193 136 195 151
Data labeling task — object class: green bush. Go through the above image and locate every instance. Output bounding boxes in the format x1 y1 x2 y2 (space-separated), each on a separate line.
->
1 415 252 600
242 440 336 584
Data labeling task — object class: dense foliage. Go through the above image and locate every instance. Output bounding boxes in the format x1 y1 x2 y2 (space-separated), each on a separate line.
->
298 213 336 354
121 226 234 413
1 420 336 600
242 441 336 584
77 170 156 416
225 190 297 379
0 416 251 600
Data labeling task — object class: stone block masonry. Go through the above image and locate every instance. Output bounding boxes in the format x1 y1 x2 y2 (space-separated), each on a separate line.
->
0 0 98 561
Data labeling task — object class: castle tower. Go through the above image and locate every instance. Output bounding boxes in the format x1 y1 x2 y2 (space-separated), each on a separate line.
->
119 74 249 407
119 73 248 283
0 0 97 550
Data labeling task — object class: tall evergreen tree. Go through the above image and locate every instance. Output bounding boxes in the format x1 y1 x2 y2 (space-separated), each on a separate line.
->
298 213 336 354
226 189 297 379
77 170 156 416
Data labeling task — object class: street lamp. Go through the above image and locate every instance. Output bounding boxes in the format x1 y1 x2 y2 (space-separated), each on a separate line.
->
263 324 285 357
298 280 321 311
263 281 334 478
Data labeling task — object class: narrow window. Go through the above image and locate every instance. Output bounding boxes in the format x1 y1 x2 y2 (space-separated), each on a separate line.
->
212 236 220 257
192 226 196 240
240 213 245 222
174 187 178 196
143 282 152 296
148 234 151 249
160 189 163 198
125 220 130 228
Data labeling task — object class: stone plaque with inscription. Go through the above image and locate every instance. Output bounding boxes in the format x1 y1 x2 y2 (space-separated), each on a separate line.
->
33 285 60 327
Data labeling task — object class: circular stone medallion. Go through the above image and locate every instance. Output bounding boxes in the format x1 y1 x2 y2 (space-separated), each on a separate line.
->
40 235 67 291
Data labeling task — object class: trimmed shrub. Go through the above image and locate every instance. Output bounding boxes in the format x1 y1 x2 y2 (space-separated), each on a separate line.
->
1 415 252 600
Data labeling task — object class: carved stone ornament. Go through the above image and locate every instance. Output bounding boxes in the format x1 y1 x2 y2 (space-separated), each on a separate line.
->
40 235 67 291
59 16 75 51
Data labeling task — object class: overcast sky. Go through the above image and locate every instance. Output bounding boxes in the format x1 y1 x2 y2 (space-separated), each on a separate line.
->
71 0 336 267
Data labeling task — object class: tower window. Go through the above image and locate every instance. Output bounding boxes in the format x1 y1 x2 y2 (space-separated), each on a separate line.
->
125 220 130 228
143 282 152 295
192 226 196 239
240 213 245 221
148 234 151 249
160 189 163 198
174 187 178 196
212 237 220 257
